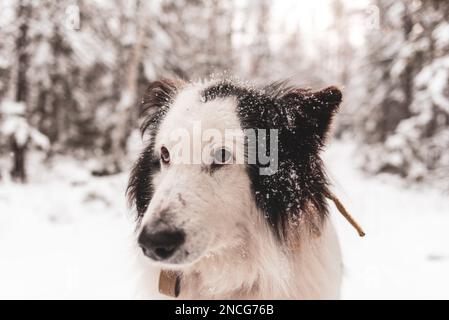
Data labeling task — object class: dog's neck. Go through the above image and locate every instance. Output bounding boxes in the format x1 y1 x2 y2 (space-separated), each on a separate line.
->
153 212 343 300
177 209 304 299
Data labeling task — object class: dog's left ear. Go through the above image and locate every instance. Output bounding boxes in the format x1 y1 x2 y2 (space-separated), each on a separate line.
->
306 86 342 140
283 86 342 143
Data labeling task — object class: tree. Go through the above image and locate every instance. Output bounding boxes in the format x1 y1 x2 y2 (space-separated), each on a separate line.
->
107 0 144 174
9 0 32 182
248 0 271 80
356 0 449 185
156 0 235 79
0 101 49 182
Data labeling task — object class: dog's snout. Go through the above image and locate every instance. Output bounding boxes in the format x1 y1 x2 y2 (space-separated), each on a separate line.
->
138 226 186 261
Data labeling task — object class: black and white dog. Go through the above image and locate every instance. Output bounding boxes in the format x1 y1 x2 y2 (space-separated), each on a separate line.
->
127 79 343 299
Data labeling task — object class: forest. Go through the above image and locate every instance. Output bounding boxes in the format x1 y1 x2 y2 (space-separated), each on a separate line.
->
1 0 448 186
0 0 448 299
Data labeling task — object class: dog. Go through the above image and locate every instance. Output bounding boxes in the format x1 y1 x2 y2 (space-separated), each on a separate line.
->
127 79 343 299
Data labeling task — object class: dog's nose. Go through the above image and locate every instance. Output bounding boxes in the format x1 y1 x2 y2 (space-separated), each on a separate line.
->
138 227 186 261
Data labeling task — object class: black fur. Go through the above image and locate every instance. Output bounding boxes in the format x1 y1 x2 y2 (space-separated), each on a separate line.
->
202 81 342 239
140 79 179 136
127 80 179 220
127 140 160 220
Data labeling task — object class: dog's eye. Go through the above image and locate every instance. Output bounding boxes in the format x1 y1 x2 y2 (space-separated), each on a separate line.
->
212 148 232 167
161 146 170 164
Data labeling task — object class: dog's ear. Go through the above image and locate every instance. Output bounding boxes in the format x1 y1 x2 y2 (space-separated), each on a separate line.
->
140 79 180 135
283 86 342 143
305 86 342 140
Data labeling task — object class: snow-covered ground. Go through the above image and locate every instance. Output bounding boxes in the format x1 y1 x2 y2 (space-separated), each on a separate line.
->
325 142 449 300
0 157 138 299
0 141 448 299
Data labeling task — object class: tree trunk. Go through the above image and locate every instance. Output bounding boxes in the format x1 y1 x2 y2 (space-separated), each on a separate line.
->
10 137 28 183
249 0 270 78
15 1 31 103
11 0 32 183
108 0 143 174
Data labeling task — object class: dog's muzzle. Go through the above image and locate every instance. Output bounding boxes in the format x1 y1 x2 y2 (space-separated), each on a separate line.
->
138 226 186 261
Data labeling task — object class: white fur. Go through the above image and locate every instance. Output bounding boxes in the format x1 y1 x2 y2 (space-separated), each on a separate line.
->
133 81 342 299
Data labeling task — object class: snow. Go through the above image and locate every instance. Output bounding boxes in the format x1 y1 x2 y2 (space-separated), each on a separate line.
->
0 161 138 299
428 65 449 113
325 142 449 300
433 23 449 50
0 142 449 299
0 100 25 115
1 100 50 149
117 90 136 112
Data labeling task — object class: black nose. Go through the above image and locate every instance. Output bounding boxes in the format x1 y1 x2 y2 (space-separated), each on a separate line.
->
138 227 186 261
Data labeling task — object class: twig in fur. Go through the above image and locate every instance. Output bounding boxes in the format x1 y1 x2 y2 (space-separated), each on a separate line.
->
326 192 365 237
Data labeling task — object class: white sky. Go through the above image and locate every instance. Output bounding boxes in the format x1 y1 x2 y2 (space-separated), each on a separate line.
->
238 0 371 57
271 0 371 50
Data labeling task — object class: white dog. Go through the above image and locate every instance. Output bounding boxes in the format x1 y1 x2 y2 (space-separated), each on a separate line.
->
127 79 343 299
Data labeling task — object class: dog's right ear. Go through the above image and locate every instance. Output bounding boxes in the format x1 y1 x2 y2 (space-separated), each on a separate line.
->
140 79 180 135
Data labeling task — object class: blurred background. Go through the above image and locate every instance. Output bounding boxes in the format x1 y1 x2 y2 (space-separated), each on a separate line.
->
0 0 448 299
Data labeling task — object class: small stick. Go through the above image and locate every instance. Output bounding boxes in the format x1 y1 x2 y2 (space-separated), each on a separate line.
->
326 192 365 237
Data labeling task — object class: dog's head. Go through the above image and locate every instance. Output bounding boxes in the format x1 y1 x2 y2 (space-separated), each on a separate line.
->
127 79 342 268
